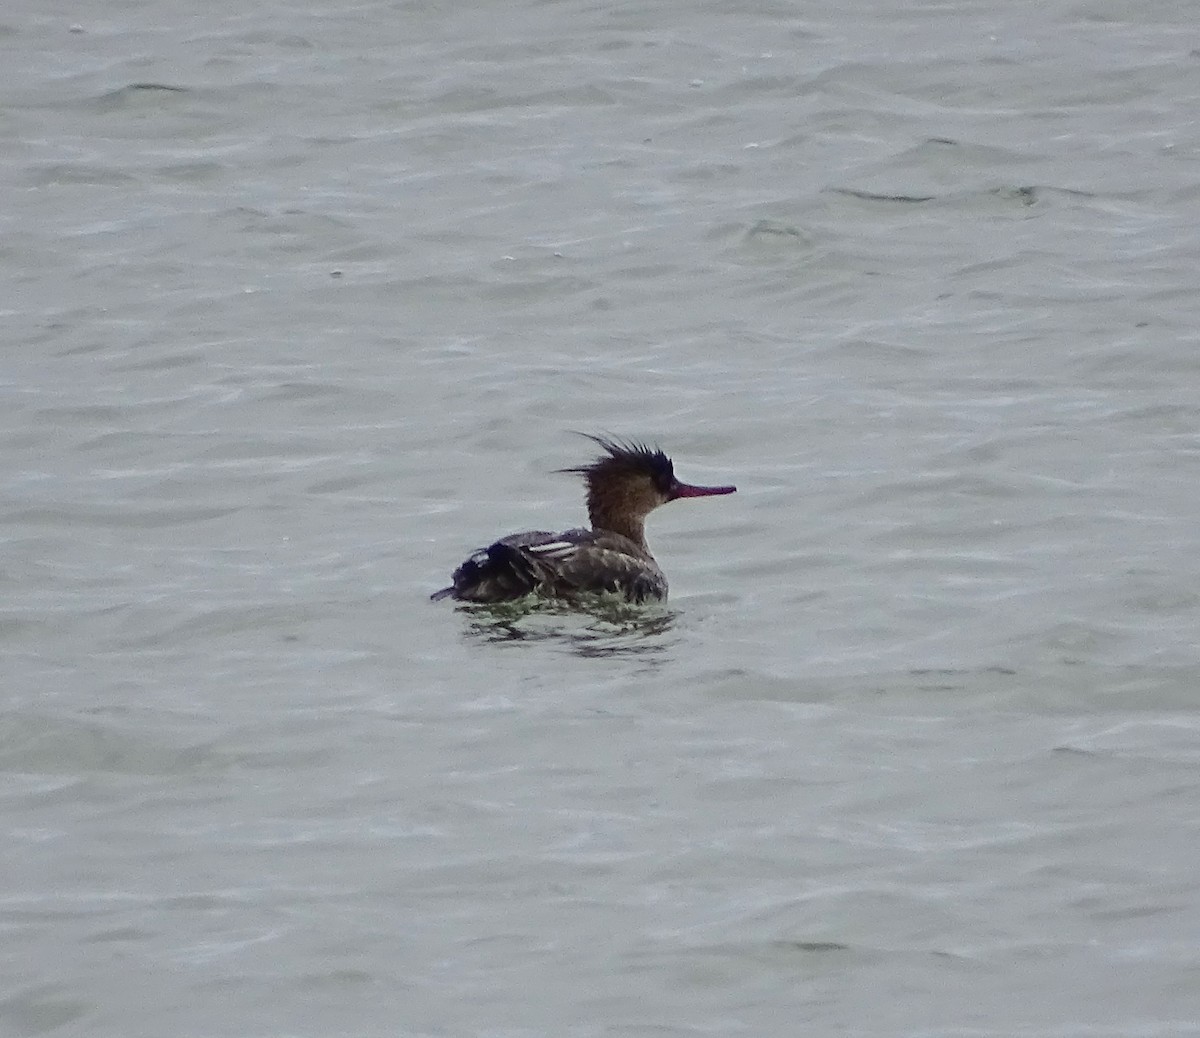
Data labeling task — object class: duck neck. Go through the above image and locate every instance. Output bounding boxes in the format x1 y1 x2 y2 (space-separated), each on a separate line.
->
586 486 649 552
592 512 647 550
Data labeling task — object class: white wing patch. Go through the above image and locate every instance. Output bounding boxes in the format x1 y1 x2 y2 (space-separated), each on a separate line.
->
524 540 578 560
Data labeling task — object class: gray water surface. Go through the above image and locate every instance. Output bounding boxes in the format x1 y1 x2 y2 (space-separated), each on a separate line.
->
4 0 1200 1035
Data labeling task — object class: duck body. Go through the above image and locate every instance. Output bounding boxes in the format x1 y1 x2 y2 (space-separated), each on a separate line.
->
431 526 667 605
431 435 734 607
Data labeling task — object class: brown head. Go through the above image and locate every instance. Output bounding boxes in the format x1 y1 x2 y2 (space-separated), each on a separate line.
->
561 434 736 547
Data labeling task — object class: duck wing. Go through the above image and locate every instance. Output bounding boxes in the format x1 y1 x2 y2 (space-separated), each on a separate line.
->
520 529 667 603
430 529 561 603
432 528 666 604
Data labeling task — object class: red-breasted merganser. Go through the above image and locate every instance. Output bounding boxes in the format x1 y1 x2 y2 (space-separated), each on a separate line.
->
431 435 736 605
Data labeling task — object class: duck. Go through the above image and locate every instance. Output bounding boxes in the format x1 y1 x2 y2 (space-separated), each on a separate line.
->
431 435 735 604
